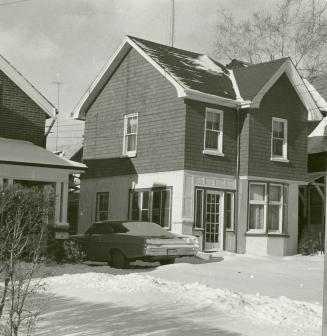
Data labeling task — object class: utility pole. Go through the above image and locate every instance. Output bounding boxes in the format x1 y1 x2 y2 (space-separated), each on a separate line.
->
170 0 175 47
323 171 327 335
52 81 64 152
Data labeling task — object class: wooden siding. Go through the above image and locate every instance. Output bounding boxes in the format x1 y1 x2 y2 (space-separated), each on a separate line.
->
83 48 186 177
0 70 47 147
247 74 308 181
184 100 237 175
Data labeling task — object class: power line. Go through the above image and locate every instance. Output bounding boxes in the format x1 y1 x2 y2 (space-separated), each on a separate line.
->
0 0 36 6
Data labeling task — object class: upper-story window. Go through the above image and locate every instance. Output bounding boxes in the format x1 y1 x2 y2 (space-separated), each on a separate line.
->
271 118 287 161
123 113 138 157
203 108 223 155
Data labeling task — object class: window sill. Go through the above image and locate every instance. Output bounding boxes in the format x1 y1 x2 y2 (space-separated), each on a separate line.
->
121 152 137 158
202 149 224 157
226 229 235 232
193 227 204 231
270 157 289 163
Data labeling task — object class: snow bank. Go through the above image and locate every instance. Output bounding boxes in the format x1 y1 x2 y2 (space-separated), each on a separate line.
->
46 271 321 332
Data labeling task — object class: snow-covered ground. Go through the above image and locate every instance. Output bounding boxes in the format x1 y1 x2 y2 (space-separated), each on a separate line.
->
35 253 323 336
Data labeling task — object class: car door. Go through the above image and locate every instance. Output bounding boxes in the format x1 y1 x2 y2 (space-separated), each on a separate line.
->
95 223 115 261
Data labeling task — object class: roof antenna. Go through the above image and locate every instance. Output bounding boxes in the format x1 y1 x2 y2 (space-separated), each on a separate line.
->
170 0 175 47
52 80 64 152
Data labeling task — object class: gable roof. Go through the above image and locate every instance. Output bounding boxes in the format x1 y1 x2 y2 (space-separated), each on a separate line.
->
72 36 322 121
0 54 56 118
233 58 288 100
129 36 237 100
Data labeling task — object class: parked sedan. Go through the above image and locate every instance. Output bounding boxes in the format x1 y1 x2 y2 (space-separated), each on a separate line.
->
72 220 199 268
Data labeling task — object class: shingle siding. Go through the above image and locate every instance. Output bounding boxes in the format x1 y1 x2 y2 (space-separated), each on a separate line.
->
83 48 186 177
184 100 237 175
247 74 308 181
0 70 46 147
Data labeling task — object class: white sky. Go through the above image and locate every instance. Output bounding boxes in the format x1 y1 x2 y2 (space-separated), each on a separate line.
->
0 0 279 151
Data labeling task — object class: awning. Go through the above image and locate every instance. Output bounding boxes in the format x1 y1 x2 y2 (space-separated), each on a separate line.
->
0 137 86 170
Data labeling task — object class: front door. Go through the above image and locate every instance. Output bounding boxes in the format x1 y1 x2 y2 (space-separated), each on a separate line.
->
205 190 223 251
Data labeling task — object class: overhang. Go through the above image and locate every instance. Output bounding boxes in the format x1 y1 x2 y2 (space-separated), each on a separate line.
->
0 137 86 171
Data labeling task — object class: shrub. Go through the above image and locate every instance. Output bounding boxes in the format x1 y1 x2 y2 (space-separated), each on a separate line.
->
298 226 324 255
62 240 85 264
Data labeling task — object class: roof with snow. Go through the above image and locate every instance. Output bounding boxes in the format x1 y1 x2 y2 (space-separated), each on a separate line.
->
129 36 236 100
72 36 323 121
0 137 86 170
0 54 56 118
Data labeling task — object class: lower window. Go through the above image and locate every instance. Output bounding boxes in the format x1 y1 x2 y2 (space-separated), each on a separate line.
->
129 188 172 228
248 182 288 233
96 192 109 221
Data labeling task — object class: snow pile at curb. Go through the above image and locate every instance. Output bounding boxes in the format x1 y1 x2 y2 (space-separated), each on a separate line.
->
46 272 321 332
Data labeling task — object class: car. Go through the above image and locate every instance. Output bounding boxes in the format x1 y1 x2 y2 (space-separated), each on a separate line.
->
71 220 199 268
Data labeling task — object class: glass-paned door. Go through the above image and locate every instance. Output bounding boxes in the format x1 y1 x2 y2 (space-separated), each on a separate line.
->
205 190 223 250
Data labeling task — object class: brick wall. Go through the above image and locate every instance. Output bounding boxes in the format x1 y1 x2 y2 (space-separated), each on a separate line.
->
184 100 237 175
247 73 308 181
83 48 186 177
0 70 47 147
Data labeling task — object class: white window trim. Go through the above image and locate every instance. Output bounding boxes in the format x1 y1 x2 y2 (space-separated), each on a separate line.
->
225 192 234 231
203 108 223 155
271 117 288 161
248 182 267 233
268 183 283 234
123 113 138 157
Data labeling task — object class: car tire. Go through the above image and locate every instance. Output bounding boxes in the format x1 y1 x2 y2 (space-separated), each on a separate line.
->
159 258 175 266
111 250 129 269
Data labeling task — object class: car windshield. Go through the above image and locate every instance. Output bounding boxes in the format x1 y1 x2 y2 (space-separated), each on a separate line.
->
91 221 175 237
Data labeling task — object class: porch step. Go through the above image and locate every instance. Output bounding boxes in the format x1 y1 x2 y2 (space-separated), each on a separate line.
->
196 251 222 260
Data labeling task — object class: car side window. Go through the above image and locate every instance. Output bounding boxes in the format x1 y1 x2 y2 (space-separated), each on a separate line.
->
92 224 114 234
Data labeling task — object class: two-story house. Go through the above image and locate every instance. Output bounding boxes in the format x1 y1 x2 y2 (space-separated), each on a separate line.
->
73 36 322 256
0 53 86 237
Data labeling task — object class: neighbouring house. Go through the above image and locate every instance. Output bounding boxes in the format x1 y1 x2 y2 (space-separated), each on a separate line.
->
295 76 327 253
56 142 84 234
0 53 86 238
72 36 323 256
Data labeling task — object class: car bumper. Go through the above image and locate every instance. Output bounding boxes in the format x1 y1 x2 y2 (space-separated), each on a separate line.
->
144 245 198 257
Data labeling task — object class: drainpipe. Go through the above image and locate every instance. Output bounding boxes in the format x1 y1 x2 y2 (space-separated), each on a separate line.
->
235 104 241 253
323 170 327 334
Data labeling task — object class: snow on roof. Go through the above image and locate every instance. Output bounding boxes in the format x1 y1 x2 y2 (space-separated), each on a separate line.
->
0 137 86 170
73 36 321 121
309 117 327 138
192 55 224 74
129 36 237 100
303 79 327 112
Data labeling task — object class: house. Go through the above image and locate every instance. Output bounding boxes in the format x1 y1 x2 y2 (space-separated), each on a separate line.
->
0 53 86 238
72 36 322 256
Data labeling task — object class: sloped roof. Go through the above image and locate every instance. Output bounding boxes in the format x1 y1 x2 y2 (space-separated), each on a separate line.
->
0 137 86 170
0 54 56 118
128 36 236 100
72 36 322 121
233 58 289 100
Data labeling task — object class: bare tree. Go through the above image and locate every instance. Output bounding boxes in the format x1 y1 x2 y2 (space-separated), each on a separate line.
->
0 185 54 336
214 0 327 79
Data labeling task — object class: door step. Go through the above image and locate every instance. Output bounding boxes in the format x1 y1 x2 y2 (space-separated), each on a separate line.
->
196 250 222 260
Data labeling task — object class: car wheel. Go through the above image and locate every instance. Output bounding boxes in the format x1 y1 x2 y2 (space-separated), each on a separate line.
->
111 250 129 269
159 258 175 266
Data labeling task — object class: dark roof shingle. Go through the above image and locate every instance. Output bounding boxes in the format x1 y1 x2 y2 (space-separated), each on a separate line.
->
129 36 237 100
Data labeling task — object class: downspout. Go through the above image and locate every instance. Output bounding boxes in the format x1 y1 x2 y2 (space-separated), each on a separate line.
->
235 104 241 253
